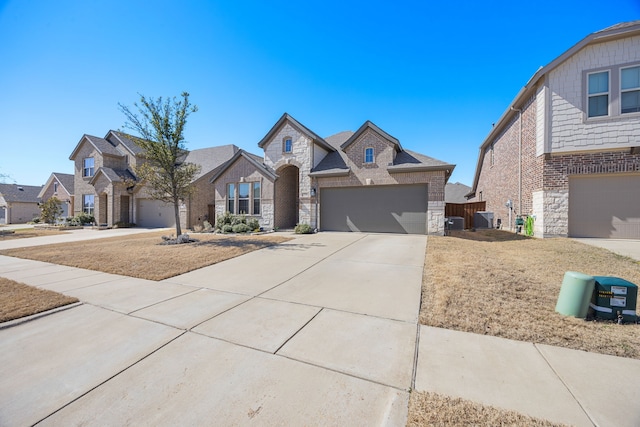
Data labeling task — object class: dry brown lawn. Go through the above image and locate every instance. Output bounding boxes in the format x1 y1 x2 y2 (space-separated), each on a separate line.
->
0 277 78 323
0 231 291 281
0 228 67 240
407 392 567 427
421 229 640 359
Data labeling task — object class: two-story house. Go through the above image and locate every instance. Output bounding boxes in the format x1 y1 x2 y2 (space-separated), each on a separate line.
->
209 113 454 234
69 130 239 228
467 21 640 239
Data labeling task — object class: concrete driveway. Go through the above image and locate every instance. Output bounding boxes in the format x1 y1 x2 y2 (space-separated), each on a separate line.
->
0 232 425 426
572 237 640 261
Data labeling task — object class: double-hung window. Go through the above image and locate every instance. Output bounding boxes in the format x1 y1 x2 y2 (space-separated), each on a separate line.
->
253 182 261 215
587 71 609 118
238 183 250 214
621 66 640 114
83 194 94 215
227 183 235 214
83 157 95 177
364 147 374 163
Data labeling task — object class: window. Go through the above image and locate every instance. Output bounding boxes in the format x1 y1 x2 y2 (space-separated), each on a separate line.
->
364 147 374 163
587 71 609 117
621 66 640 114
83 157 95 177
253 182 261 215
283 137 292 153
227 183 235 213
83 194 94 215
490 144 495 166
53 182 58 193
238 183 250 214
227 181 261 215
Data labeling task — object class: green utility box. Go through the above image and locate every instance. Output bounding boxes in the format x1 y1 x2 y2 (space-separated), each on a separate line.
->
555 271 595 318
590 276 638 322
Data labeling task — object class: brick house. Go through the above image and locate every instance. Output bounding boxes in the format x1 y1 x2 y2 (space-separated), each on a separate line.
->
38 173 75 219
466 21 640 238
68 130 238 228
210 113 454 234
0 183 43 224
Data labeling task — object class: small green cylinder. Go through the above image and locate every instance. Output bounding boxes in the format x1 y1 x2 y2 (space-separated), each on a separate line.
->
555 271 595 318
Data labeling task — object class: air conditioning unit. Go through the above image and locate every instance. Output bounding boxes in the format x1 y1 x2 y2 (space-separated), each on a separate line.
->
446 216 464 230
474 211 494 229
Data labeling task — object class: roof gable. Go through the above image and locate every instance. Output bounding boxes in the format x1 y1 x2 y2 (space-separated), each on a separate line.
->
257 113 335 152
69 134 123 160
209 149 277 184
89 168 136 185
106 130 145 156
340 121 402 152
38 172 74 198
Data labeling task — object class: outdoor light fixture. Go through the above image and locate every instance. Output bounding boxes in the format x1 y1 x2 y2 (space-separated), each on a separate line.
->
310 187 316 197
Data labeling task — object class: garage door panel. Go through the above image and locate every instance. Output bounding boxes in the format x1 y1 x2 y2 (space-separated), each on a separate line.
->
320 185 428 234
569 174 640 239
136 199 176 228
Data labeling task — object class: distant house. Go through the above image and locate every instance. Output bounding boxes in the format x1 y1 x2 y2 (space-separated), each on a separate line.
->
467 21 640 238
210 113 454 234
445 182 472 204
68 130 239 228
0 184 43 224
38 173 75 218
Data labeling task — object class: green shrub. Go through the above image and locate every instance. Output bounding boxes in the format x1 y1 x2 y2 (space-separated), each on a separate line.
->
221 224 233 233
294 223 314 234
232 223 251 233
215 212 234 231
246 218 260 231
231 214 246 226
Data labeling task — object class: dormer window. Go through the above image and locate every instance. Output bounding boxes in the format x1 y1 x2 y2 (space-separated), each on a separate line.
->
83 157 95 177
283 137 292 153
364 147 374 163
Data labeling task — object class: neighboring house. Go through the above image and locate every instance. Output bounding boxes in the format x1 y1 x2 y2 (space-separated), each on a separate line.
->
68 129 239 228
445 182 472 204
467 21 640 239
0 183 43 224
210 113 454 234
38 173 75 219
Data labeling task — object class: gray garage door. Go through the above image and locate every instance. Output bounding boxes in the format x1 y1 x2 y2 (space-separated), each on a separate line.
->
136 199 176 228
569 174 640 239
320 184 428 234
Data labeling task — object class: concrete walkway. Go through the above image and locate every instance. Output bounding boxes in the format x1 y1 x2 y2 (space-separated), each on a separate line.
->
0 230 639 426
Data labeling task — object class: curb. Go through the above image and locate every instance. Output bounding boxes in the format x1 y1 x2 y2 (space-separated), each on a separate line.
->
0 301 83 330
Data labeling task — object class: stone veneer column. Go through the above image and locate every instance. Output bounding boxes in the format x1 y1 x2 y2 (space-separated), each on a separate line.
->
541 190 568 237
427 201 445 235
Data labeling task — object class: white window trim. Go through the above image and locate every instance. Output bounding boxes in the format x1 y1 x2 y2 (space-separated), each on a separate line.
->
82 194 95 215
83 157 95 177
587 70 610 118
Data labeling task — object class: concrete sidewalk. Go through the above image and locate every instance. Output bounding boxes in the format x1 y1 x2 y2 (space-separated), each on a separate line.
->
573 238 640 261
0 231 639 426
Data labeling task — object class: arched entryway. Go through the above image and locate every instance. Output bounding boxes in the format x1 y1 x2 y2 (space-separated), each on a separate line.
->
274 165 299 229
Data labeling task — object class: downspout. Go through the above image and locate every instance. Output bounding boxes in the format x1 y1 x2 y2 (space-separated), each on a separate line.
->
511 106 523 218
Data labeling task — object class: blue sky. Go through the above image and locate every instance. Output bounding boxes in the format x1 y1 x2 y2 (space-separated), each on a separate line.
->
1 0 639 187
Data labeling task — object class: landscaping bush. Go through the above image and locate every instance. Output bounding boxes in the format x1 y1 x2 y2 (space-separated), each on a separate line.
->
246 218 260 231
221 224 233 233
232 223 251 233
294 223 314 234
215 212 234 231
68 213 95 226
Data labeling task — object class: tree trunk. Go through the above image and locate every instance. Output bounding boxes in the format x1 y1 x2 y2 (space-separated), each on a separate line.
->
173 199 182 236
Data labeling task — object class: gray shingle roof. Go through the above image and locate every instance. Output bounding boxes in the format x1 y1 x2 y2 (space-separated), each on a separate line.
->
257 113 335 152
209 149 277 184
340 121 402 152
89 168 137 185
84 135 123 157
52 173 74 194
445 182 472 203
107 131 145 155
0 184 43 203
184 144 240 181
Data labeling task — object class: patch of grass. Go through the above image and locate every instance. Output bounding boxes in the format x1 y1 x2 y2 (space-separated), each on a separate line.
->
421 231 640 359
0 278 78 323
0 229 67 240
407 392 567 426
0 231 291 281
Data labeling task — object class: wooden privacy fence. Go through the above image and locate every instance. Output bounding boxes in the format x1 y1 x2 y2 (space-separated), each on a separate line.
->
445 201 486 229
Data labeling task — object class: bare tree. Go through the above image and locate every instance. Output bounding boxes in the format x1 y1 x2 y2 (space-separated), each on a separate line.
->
119 92 200 237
